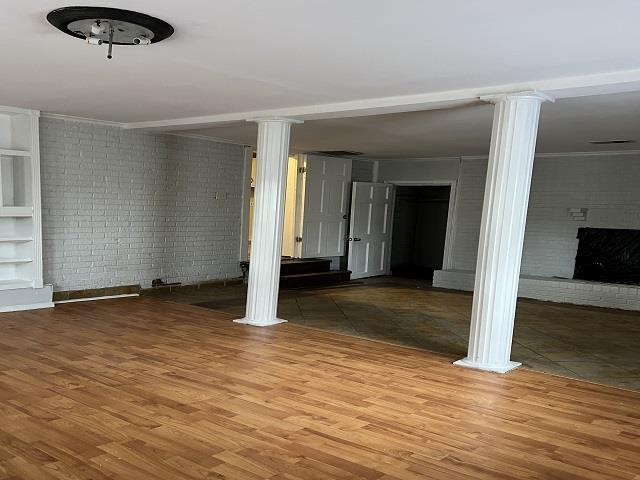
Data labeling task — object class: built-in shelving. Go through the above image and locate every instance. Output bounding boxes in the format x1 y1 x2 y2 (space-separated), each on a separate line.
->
0 206 34 217
0 148 31 157
0 257 33 264
0 105 51 310
0 237 33 243
0 279 32 290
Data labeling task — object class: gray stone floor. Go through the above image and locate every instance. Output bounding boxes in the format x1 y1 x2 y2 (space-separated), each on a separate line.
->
144 277 640 391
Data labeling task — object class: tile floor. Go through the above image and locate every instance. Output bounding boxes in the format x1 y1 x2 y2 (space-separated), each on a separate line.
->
144 277 640 391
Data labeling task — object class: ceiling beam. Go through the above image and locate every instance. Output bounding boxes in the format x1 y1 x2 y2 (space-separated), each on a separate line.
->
122 69 640 131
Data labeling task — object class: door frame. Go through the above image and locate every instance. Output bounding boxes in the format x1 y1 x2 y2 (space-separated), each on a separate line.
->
240 152 306 261
292 154 307 258
238 147 253 262
385 180 458 270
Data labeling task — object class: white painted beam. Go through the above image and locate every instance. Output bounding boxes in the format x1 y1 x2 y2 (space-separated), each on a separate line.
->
122 69 640 131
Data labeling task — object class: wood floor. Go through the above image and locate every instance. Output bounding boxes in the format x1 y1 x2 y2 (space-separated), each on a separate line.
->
0 298 639 479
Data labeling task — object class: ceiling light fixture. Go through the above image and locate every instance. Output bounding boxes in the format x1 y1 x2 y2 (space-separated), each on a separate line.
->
47 6 174 59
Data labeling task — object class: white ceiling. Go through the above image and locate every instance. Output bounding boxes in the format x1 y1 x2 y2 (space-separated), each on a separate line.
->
3 1 640 123
179 91 640 158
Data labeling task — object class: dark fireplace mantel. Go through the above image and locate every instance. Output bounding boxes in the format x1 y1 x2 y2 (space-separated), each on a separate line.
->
573 227 640 285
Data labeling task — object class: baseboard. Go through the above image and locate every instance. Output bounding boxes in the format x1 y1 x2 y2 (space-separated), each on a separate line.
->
55 294 139 304
0 301 55 313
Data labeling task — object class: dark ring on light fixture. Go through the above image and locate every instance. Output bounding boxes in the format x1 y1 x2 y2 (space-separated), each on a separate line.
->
46 6 174 45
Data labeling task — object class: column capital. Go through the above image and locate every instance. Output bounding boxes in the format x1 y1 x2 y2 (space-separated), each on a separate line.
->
245 116 304 125
479 90 554 104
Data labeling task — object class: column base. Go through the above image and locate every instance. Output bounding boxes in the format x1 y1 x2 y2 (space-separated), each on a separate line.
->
233 317 288 327
453 357 522 374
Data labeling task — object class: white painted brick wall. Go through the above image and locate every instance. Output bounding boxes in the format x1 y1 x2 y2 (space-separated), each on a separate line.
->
380 154 640 309
433 269 640 311
352 159 375 182
449 154 640 277
40 118 245 291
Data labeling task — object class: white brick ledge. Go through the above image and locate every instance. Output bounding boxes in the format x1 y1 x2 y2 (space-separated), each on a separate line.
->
433 269 640 311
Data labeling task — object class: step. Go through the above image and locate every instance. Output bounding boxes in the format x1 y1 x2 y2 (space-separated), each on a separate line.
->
280 270 351 289
280 258 332 275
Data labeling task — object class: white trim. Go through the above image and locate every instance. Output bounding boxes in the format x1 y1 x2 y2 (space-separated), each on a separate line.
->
464 150 640 160
293 154 308 258
376 156 465 162
165 132 249 147
246 117 304 124
376 149 640 163
122 68 640 130
41 113 249 146
536 150 640 158
41 112 123 127
0 301 54 313
29 113 44 289
479 90 554 104
386 180 458 271
54 293 139 304
0 105 40 116
238 147 253 262
39 115 640 160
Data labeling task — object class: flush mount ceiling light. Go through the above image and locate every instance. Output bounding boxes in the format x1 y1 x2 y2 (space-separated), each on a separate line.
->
47 6 174 59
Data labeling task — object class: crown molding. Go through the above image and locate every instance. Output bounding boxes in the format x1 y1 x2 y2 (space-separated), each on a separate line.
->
41 112 123 127
0 105 40 116
377 150 640 163
41 113 249 147
165 132 249 147
375 156 463 162
535 149 640 158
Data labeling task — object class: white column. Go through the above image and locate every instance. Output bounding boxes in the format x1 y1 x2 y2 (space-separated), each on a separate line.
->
235 117 301 327
455 91 551 373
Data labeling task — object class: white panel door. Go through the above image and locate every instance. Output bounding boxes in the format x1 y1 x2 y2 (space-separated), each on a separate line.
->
347 182 394 279
301 155 352 258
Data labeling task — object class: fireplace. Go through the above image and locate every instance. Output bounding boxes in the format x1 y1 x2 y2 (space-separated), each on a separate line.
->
573 228 640 285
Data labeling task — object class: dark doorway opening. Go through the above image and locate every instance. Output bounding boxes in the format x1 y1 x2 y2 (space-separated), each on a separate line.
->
390 185 450 282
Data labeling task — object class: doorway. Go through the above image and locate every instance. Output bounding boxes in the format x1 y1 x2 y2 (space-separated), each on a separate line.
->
247 154 299 258
390 185 451 282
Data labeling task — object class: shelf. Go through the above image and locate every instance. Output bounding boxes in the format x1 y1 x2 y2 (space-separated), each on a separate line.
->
0 237 32 243
0 207 33 217
0 148 31 157
0 258 32 264
0 278 33 290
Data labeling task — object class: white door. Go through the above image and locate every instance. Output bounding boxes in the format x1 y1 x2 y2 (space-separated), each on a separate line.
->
347 182 394 279
300 155 352 258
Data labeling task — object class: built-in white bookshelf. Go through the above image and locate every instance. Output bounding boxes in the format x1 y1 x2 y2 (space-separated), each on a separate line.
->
0 106 52 312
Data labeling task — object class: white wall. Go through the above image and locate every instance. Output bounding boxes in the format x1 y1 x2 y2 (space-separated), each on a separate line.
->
379 153 640 279
352 159 376 182
40 117 245 291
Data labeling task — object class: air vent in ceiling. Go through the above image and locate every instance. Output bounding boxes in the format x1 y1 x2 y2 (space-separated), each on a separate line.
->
310 150 363 157
589 139 636 145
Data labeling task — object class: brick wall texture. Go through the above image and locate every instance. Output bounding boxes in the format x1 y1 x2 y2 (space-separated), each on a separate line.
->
40 117 245 291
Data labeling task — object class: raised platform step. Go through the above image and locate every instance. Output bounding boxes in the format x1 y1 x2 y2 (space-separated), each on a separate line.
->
280 270 351 289
280 258 331 275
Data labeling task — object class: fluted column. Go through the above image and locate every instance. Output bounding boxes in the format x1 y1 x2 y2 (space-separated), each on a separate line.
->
455 91 552 373
235 117 301 327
